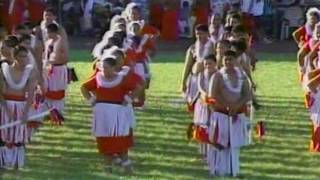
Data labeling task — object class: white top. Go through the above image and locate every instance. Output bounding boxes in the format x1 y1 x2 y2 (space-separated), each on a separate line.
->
1 63 33 90
220 67 244 93
194 39 213 62
96 71 124 88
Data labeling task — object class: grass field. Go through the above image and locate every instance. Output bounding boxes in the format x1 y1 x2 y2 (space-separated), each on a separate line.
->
1 49 320 180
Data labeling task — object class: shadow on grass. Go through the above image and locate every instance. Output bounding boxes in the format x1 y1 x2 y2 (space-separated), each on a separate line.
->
2 91 318 180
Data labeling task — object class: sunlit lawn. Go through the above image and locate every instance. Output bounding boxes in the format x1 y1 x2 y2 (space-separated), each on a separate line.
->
1 49 320 180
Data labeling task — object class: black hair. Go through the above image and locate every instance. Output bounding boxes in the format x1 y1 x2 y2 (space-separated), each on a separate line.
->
224 50 237 58
232 3 240 9
231 40 247 53
13 46 28 56
108 36 121 48
195 24 209 33
113 49 125 59
132 5 141 12
131 22 141 29
46 23 59 33
102 57 117 67
309 11 320 20
232 25 246 34
5 35 19 47
204 54 217 62
113 31 126 45
182 1 189 7
224 25 233 33
218 39 231 46
19 34 31 43
230 13 241 21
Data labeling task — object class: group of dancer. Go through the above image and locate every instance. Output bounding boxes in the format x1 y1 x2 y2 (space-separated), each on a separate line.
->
0 8 69 169
0 0 159 175
293 7 320 152
182 11 257 177
81 2 159 174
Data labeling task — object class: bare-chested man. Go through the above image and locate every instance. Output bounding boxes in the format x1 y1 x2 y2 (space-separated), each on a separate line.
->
43 23 68 115
207 50 251 177
181 24 214 111
19 34 43 81
34 7 69 51
0 46 37 169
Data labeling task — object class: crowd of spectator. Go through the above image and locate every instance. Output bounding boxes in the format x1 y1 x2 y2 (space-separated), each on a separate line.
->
1 0 320 43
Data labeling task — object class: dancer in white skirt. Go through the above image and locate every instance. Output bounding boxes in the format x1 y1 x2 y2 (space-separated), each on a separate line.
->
81 56 143 174
43 23 68 114
0 46 37 169
125 21 155 108
192 54 217 158
207 50 251 177
181 24 214 112
305 23 320 152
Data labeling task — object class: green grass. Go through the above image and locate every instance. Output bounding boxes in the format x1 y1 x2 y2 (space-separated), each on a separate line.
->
1 50 320 180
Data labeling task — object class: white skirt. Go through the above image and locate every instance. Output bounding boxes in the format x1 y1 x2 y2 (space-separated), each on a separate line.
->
126 104 136 128
209 112 249 148
3 146 25 168
185 74 199 104
193 98 210 125
44 65 68 91
309 91 320 126
207 146 240 177
92 103 134 137
0 100 30 144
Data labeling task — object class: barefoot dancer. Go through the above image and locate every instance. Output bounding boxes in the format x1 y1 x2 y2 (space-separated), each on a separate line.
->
207 50 251 177
81 56 143 174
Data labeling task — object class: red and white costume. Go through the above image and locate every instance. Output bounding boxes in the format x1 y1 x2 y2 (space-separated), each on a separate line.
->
82 71 142 155
207 67 250 177
306 42 320 152
125 22 156 81
0 63 34 168
43 36 68 114
193 70 215 156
